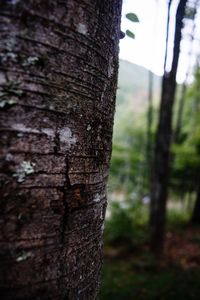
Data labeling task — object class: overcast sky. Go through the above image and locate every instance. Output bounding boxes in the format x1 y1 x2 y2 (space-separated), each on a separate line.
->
119 0 200 83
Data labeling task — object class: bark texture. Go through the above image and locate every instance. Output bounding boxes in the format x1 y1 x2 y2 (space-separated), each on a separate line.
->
150 0 187 255
0 0 122 299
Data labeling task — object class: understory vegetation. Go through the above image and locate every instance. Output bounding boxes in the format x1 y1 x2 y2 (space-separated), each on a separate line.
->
100 59 200 299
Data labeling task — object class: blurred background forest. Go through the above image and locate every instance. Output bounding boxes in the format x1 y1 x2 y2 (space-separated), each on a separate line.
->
100 0 200 299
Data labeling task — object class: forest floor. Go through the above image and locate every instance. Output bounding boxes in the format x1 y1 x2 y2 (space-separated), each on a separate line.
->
100 225 200 300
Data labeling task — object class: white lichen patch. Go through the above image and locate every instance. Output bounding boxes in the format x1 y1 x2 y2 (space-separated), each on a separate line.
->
86 124 91 131
59 127 76 149
6 153 14 161
11 124 55 139
0 72 6 84
100 207 104 220
93 193 101 203
11 123 40 134
17 133 24 137
77 23 87 35
22 56 39 67
16 251 32 262
0 99 16 108
10 0 20 4
0 52 17 63
13 161 36 183
17 213 22 220
41 128 55 139
49 104 54 110
101 83 107 102
108 57 114 78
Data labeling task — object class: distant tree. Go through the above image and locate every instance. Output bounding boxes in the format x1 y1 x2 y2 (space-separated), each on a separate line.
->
174 0 199 143
146 2 159 192
146 71 154 191
0 0 122 299
191 181 200 224
150 0 187 256
164 0 172 72
170 61 200 208
190 64 200 223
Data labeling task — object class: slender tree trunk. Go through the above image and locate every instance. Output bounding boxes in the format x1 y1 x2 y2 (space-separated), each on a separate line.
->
191 181 200 224
146 70 153 189
164 0 172 73
174 2 198 143
145 1 158 193
174 83 187 142
0 1 122 299
150 0 187 256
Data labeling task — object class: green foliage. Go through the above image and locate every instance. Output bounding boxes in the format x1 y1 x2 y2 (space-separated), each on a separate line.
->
109 61 161 197
104 200 148 248
167 207 191 229
171 62 200 194
100 261 200 300
126 13 139 22
109 104 159 196
109 123 146 194
0 80 24 109
125 29 135 39
125 12 139 39
173 143 200 169
185 6 196 20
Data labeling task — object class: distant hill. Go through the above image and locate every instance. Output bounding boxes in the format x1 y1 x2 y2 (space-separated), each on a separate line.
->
116 60 161 115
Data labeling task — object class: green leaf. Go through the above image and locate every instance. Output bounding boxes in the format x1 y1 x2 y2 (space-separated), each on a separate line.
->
126 13 139 22
126 30 135 39
185 6 196 20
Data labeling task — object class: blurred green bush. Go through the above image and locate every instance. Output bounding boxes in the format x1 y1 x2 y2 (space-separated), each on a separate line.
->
104 199 148 249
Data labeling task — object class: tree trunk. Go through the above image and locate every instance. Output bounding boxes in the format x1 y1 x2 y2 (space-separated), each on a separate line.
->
146 70 153 189
174 83 187 143
191 180 200 224
150 0 187 256
0 1 122 299
174 2 198 143
164 0 172 73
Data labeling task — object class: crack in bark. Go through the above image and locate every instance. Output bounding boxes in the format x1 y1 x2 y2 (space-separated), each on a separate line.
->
54 131 60 155
60 156 71 244
58 156 71 297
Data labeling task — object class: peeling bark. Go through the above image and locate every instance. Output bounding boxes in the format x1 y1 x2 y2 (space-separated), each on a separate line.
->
0 0 122 299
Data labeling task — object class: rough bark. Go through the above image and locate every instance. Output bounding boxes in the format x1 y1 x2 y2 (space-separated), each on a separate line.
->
0 1 122 299
150 0 187 256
